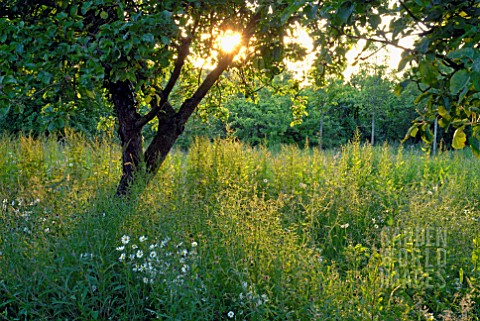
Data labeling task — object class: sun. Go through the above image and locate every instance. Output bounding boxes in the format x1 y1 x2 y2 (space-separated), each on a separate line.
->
218 30 242 53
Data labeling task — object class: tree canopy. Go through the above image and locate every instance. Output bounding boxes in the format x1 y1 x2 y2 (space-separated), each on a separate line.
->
1 0 479 193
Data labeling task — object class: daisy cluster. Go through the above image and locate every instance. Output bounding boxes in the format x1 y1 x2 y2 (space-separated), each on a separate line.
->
116 234 199 286
228 281 269 319
1 198 48 234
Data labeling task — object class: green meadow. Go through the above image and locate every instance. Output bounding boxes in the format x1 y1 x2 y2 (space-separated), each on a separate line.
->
1 134 479 320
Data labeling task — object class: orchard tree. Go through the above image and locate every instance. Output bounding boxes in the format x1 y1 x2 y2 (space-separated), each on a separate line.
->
1 0 478 195
0 0 370 195
350 63 391 145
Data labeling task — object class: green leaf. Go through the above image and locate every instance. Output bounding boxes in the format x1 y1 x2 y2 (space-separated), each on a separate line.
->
469 135 480 158
410 126 418 137
472 72 480 91
438 105 450 119
414 91 430 104
418 60 437 85
142 33 154 43
100 11 108 19
369 15 381 29
337 1 354 24
398 57 410 72
450 70 470 95
160 36 170 45
452 127 467 149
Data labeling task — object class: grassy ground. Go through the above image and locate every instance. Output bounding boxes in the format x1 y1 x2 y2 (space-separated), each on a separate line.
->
0 133 479 320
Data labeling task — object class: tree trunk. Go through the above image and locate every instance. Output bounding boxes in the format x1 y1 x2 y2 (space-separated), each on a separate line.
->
319 110 324 150
371 114 375 146
144 103 182 175
108 80 143 196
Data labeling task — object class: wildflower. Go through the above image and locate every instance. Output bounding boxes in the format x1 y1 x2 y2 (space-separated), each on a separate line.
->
44 227 50 233
191 241 198 248
340 223 349 229
129 254 135 260
136 250 144 258
263 179 268 183
150 251 157 259
227 311 234 318
242 281 248 289
121 235 130 244
119 253 126 262
180 249 188 256
143 277 149 284
116 246 125 251
149 243 158 250
298 182 307 189
374 224 379 229
181 265 189 273
139 235 147 242
132 244 138 250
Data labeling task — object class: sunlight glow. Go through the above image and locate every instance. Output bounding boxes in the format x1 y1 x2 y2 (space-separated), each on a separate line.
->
218 30 242 53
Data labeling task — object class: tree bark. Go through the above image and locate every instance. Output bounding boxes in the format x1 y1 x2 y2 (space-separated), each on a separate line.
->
107 80 143 196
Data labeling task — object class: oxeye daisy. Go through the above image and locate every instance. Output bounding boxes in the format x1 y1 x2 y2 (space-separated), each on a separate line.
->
149 243 158 250
121 235 130 244
136 250 144 258
139 235 147 242
227 311 234 318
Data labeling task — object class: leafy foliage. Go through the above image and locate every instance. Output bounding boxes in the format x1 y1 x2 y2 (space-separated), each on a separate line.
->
386 0 480 156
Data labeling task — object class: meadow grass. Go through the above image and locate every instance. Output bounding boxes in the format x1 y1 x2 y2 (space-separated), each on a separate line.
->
0 133 479 320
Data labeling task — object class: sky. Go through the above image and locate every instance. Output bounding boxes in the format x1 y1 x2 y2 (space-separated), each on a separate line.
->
285 25 417 84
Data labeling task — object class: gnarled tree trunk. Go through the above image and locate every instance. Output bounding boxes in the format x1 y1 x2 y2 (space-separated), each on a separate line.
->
108 80 143 196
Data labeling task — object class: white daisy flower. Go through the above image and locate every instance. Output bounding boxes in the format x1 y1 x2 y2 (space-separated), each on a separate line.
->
139 235 147 242
121 235 130 244
136 250 143 258
227 311 234 318
116 246 125 251
119 253 126 262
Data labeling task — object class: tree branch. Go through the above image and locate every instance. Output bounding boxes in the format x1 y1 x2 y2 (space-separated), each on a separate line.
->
398 0 431 32
135 37 191 129
176 12 261 126
339 29 464 71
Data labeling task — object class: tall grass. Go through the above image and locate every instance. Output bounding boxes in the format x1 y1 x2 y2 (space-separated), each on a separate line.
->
0 134 479 320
